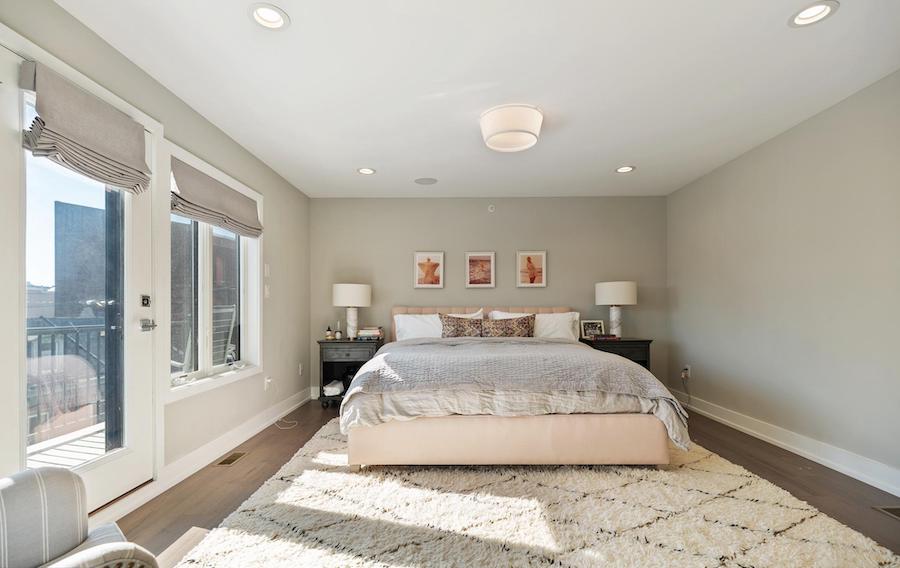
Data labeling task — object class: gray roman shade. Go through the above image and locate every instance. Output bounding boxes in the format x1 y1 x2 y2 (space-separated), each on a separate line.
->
19 61 151 194
171 157 263 237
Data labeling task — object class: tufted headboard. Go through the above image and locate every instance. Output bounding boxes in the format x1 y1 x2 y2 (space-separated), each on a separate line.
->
389 306 572 342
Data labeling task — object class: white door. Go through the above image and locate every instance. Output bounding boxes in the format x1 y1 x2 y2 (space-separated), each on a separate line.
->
0 45 156 511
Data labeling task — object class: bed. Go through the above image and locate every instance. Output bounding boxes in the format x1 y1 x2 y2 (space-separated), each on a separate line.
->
341 306 688 467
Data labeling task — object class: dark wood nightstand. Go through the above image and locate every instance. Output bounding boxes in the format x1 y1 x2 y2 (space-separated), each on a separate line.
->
579 338 652 369
317 338 384 408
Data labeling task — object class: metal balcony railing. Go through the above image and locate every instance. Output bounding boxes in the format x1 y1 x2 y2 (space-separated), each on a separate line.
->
25 320 106 447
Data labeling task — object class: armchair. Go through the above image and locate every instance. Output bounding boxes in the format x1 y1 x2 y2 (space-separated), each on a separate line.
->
0 467 157 568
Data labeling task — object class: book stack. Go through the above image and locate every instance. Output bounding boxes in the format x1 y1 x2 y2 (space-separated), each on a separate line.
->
356 326 384 340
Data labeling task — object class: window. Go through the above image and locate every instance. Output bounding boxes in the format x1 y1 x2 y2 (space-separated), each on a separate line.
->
170 215 198 374
170 218 250 386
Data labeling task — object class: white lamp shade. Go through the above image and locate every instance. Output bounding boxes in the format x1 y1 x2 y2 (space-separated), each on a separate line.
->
595 281 637 306
479 104 543 152
332 283 371 307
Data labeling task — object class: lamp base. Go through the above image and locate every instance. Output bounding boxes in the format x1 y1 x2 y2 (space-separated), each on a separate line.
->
346 307 359 339
609 305 623 338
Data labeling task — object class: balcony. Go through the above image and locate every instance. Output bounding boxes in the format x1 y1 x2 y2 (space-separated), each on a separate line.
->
26 319 108 465
26 423 106 469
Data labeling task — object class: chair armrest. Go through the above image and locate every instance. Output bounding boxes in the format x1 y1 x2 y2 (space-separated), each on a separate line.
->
44 542 159 568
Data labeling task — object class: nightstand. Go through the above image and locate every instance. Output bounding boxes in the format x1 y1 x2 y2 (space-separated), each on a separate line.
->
579 338 652 369
317 339 384 408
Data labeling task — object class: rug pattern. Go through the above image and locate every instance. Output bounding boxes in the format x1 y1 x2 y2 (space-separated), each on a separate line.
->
178 419 899 567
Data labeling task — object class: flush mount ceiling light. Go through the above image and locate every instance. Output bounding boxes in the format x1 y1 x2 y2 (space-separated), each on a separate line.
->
789 1 839 27
414 177 438 185
356 167 376 175
616 165 636 174
250 3 290 30
479 104 543 153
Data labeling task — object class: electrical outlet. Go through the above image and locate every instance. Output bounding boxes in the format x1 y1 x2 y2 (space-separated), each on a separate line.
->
264 376 273 391
298 363 303 376
681 365 692 380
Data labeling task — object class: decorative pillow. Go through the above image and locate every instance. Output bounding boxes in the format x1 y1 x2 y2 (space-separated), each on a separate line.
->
482 314 535 337
489 310 579 341
439 314 483 337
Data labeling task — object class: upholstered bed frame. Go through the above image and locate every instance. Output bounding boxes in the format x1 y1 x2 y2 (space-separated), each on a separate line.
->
347 306 671 467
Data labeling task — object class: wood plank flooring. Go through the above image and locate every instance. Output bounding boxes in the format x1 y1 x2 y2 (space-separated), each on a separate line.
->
117 402 900 566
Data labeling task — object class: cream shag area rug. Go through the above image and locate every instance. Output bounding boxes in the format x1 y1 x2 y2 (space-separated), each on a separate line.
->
178 420 898 568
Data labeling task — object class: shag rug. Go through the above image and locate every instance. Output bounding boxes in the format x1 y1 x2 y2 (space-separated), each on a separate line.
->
178 419 898 568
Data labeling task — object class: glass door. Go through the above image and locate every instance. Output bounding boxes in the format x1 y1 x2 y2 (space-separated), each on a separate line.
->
0 46 156 510
23 152 126 469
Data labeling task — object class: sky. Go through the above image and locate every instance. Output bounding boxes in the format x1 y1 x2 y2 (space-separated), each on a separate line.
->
25 152 106 287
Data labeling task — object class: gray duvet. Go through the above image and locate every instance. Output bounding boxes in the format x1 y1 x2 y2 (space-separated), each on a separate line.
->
339 337 690 449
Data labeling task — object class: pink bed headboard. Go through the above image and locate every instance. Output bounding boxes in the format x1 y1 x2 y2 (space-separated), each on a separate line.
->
389 306 572 342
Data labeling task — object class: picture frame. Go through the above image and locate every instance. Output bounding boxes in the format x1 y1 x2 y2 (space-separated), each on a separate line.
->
516 250 547 287
414 251 444 288
580 320 606 339
465 252 495 288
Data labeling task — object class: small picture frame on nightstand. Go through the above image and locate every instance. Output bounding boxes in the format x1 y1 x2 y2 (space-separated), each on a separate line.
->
580 320 605 339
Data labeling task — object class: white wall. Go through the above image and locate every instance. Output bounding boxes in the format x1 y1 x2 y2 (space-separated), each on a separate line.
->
310 197 669 388
667 69 900 470
0 0 311 466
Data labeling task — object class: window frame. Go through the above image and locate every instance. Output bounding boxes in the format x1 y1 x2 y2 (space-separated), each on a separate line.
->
164 142 263 402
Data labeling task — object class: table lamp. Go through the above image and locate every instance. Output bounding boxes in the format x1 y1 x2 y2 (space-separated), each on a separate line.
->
332 283 371 339
595 281 637 338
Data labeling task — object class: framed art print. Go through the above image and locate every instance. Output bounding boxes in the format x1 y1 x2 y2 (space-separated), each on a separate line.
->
465 252 495 288
414 251 444 288
517 250 546 287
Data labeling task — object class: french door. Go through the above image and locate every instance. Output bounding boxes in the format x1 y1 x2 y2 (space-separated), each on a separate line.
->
0 45 155 511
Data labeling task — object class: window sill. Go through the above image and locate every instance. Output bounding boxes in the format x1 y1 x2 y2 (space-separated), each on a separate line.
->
165 364 263 404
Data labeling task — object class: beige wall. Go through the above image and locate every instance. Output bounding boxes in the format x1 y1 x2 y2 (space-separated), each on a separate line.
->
0 1 311 465
667 70 900 469
310 197 669 387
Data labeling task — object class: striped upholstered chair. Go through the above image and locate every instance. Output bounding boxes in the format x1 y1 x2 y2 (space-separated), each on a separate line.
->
0 467 157 568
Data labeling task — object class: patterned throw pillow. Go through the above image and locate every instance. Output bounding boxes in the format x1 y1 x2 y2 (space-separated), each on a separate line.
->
481 314 535 337
439 314 483 337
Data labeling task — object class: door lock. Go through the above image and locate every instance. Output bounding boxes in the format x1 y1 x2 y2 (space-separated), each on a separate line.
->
140 318 158 331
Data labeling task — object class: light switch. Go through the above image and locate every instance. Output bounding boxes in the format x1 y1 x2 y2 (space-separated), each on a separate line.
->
264 263 271 278
264 283 271 298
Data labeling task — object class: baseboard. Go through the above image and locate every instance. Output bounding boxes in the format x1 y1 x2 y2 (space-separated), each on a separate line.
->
672 390 900 497
89 391 309 527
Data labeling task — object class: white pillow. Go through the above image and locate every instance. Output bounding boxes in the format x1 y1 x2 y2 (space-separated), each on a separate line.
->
488 310 580 341
394 309 483 341
447 308 483 319
394 314 441 341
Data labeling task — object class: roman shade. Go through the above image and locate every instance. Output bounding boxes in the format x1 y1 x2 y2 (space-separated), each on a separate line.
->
19 61 151 194
170 157 263 237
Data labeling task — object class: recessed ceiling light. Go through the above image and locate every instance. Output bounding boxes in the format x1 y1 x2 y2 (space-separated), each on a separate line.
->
414 177 438 185
616 165 635 174
250 3 290 30
357 167 376 175
789 1 839 27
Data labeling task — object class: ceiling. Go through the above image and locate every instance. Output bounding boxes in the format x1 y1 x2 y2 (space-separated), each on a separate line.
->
57 1 900 198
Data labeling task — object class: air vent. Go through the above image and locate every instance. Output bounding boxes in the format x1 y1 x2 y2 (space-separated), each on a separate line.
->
874 506 900 521
216 452 247 466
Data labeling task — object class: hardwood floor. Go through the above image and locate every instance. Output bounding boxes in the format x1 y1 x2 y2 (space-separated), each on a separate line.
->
117 402 900 566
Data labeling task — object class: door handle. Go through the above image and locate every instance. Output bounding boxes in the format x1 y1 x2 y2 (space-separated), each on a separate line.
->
140 318 158 332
